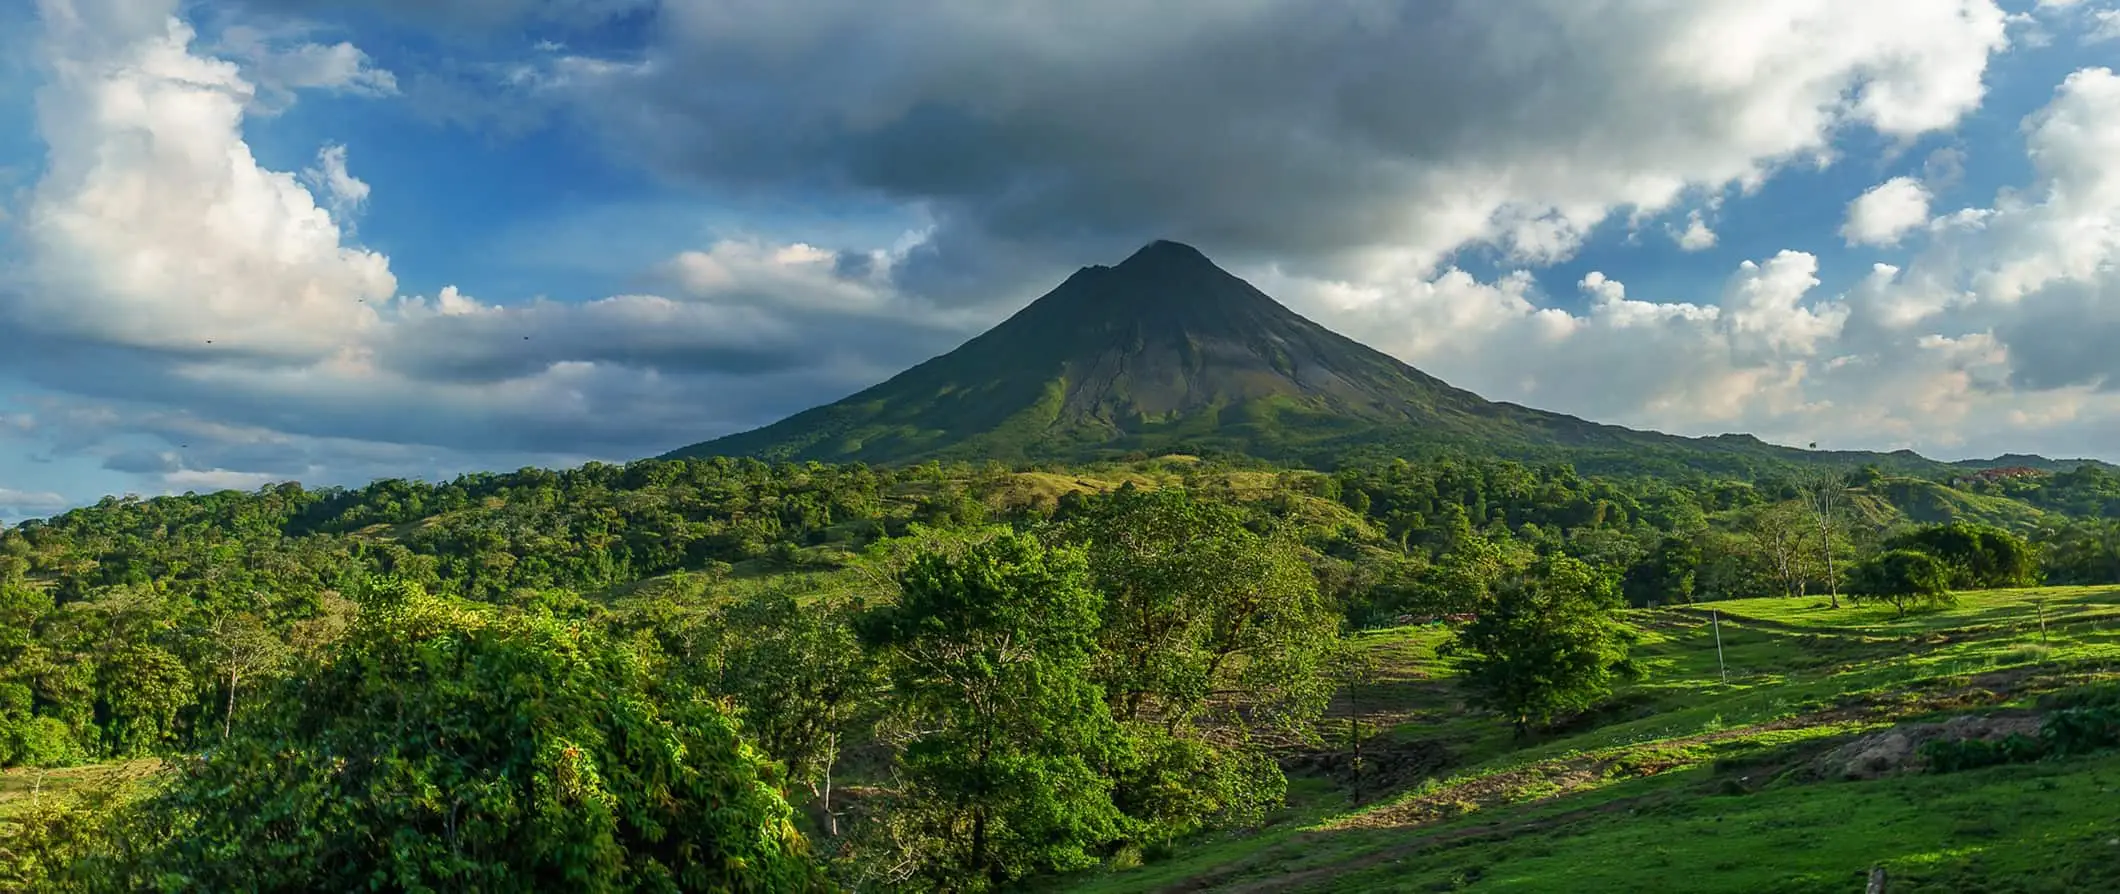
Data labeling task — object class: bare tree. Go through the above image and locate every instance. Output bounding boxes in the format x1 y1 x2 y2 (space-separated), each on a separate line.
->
1799 465 1848 608
1746 501 1812 599
208 610 289 739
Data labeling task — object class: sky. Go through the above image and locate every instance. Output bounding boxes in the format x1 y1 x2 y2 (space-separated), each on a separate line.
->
1 0 2119 519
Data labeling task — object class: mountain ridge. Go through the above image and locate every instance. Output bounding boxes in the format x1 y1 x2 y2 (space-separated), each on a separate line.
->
664 241 2103 477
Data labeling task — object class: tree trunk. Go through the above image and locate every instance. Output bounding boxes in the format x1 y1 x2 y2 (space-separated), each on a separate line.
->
1866 865 1888 894
224 668 239 740
1818 521 1839 609
971 808 990 886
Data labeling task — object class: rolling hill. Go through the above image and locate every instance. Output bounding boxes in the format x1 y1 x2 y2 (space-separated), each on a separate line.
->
664 241 2092 478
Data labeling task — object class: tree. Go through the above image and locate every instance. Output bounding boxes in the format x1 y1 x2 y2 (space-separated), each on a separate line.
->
1887 522 2038 590
1051 487 1340 734
201 610 288 740
1851 549 1954 616
1622 535 1699 607
1440 556 1634 737
1801 470 1850 608
1049 487 1341 839
74 578 824 893
857 533 1129 891
1746 501 1814 599
712 591 882 837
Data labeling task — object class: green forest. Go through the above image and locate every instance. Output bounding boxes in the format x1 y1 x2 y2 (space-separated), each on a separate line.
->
6 453 2120 891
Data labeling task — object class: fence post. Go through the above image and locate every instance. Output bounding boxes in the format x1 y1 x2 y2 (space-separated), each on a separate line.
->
1713 609 1727 683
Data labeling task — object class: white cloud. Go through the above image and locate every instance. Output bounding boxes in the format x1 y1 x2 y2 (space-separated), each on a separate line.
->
204 22 396 115
20 2 394 359
1672 210 1718 251
302 143 369 223
3 0 967 478
0 487 69 518
1842 177 1934 246
2094 10 2120 42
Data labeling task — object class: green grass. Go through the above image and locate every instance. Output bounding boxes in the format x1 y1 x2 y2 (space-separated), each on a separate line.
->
0 759 162 821
1056 587 2120 892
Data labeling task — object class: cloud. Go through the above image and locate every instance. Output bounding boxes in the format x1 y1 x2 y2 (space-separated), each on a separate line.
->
2095 10 2120 42
551 0 2010 293
2 0 975 481
1672 211 1719 251
16 0 2120 502
235 0 651 31
212 23 397 112
302 143 369 223
0 486 70 520
1842 177 1934 246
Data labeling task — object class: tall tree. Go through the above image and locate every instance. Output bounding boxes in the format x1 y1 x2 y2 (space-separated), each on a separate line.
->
858 533 1129 891
1050 487 1341 839
200 610 287 740
1801 468 1849 608
712 591 882 837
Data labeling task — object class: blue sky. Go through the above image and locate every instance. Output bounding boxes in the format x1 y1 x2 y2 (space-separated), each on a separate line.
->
2 0 2119 519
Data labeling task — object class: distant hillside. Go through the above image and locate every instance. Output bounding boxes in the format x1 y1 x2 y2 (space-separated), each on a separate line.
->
665 241 2100 479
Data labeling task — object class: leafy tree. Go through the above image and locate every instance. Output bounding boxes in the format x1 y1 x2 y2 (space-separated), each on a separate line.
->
1622 535 1699 607
1050 487 1340 839
1851 549 1955 616
712 591 882 836
199 610 288 740
1441 556 1635 736
1052 487 1339 733
1887 522 2038 590
71 579 824 893
857 532 1130 891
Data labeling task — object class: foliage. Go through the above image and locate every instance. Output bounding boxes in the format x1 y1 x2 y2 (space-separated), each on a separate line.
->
856 532 1131 891
1621 535 1700 607
702 590 882 837
1921 706 2120 774
1439 555 1635 735
1048 486 1339 840
65 579 824 893
1849 549 1955 616
1885 522 2039 590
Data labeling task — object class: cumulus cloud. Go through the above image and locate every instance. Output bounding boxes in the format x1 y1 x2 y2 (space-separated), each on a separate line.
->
1842 177 1935 246
1671 211 1719 251
2 0 971 483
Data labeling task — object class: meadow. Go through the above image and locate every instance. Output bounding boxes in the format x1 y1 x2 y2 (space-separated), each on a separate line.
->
1054 586 2120 893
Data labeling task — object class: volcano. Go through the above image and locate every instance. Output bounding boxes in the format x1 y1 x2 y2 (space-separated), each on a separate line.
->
662 241 2047 476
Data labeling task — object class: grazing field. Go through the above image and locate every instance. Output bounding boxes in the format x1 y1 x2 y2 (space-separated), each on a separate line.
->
1053 587 2120 893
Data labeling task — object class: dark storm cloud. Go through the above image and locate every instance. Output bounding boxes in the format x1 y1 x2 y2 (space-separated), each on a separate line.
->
554 0 2002 302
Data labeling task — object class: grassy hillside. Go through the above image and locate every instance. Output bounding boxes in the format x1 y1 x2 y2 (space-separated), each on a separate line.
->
1050 586 2120 893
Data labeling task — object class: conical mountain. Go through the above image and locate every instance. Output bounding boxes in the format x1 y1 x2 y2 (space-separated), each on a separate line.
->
663 241 2028 476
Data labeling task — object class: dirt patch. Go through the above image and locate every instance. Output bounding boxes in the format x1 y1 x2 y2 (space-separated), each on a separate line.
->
1283 737 1453 799
1812 711 2043 780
